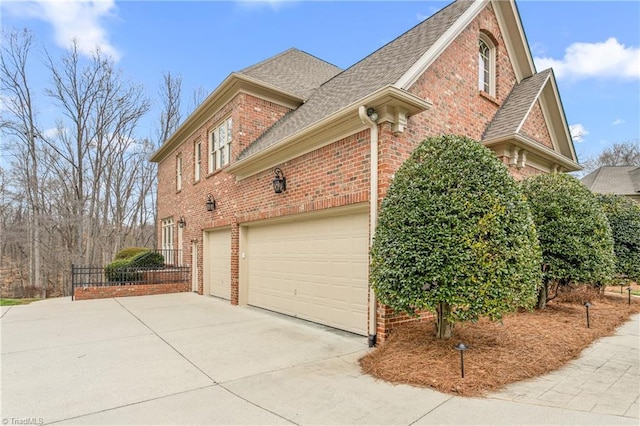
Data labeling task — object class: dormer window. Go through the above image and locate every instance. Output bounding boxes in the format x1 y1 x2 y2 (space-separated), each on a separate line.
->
478 34 496 97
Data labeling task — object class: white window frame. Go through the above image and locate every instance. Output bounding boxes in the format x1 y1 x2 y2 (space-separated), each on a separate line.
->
208 117 232 173
478 34 496 97
161 218 174 265
194 140 201 182
176 154 183 191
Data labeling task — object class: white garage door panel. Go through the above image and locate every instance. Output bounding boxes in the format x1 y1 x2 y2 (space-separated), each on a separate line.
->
247 212 368 335
206 229 231 300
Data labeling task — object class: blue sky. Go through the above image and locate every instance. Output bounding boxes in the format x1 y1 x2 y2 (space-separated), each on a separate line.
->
1 0 639 166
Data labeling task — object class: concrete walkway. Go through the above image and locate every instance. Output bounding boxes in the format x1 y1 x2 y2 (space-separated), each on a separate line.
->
1 292 638 425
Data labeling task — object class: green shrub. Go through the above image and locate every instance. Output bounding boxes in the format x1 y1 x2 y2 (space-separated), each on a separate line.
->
114 247 151 261
105 259 141 283
521 173 615 307
597 194 640 282
130 251 165 268
371 135 542 339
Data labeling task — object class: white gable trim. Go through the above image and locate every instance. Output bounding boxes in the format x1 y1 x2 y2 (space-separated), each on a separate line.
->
492 0 536 82
514 72 550 134
395 0 489 90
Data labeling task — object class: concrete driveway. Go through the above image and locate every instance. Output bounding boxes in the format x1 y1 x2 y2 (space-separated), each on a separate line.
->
1 292 638 425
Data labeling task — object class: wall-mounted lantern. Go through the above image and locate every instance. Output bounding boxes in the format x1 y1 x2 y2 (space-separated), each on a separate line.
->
206 194 216 211
273 168 286 194
177 216 186 228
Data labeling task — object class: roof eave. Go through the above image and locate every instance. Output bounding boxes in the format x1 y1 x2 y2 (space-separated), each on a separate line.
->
150 73 305 163
483 133 582 173
226 86 432 179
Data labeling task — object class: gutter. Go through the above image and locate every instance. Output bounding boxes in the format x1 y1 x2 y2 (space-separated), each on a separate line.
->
359 105 378 348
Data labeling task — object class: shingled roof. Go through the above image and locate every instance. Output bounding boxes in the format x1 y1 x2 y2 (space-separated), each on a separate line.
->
483 69 552 140
237 0 474 160
581 166 640 197
237 48 342 101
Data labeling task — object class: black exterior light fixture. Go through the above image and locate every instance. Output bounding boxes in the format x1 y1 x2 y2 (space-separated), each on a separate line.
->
454 342 468 378
177 216 186 228
584 302 592 328
628 287 632 305
273 168 286 194
366 107 379 122
206 194 216 212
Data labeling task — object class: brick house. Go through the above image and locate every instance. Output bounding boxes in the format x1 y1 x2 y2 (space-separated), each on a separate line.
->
151 0 580 345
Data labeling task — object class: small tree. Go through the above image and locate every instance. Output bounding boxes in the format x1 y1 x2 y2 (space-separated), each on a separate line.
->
597 194 640 283
522 173 615 308
371 135 542 339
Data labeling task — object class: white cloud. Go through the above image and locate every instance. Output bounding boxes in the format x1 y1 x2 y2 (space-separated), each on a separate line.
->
3 0 120 61
534 38 640 81
570 124 589 143
612 118 625 126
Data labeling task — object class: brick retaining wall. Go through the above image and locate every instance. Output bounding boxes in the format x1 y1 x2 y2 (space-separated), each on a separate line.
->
73 282 190 301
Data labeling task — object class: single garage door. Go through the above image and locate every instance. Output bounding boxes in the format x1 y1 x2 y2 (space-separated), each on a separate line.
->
246 210 369 335
204 228 231 300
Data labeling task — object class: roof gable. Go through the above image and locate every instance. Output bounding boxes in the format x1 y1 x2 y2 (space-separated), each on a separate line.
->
236 0 473 161
238 48 342 101
483 70 551 141
482 68 579 171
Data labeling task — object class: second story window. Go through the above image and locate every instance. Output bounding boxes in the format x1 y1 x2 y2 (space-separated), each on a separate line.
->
208 117 233 173
478 34 496 97
194 140 201 182
176 154 183 191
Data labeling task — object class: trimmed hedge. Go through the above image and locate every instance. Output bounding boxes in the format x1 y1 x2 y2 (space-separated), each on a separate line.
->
105 259 141 283
105 249 165 283
130 251 165 268
114 247 151 261
597 194 640 282
370 135 542 338
521 173 615 307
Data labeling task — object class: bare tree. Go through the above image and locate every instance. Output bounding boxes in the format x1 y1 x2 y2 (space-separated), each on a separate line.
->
44 41 151 270
0 28 45 296
188 86 208 116
157 71 182 144
1 30 183 298
581 140 640 174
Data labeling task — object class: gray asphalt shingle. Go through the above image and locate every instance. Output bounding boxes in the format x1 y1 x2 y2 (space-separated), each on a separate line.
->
482 69 551 140
237 0 474 160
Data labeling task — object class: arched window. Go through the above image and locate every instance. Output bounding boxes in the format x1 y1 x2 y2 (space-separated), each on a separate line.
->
478 34 496 96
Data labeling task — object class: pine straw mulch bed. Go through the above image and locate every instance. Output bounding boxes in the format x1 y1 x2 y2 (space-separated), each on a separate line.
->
359 288 640 397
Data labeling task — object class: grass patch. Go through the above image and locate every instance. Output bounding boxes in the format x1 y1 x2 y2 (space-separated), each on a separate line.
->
0 298 40 306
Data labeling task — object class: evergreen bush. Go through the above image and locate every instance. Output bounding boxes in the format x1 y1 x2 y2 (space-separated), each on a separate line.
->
371 135 542 339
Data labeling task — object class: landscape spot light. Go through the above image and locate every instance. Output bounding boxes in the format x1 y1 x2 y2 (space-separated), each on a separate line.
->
584 302 591 328
454 342 468 378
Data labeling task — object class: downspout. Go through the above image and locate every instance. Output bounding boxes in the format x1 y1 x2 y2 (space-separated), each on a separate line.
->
359 105 378 348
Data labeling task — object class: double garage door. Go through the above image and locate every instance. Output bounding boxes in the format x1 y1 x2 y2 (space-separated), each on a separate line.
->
204 209 369 335
245 210 369 335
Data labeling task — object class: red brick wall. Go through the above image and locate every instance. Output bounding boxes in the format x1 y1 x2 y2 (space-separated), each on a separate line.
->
73 282 190 301
155 3 559 345
520 100 554 149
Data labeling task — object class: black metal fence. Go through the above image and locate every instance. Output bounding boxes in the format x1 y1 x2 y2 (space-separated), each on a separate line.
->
157 249 184 267
71 264 190 299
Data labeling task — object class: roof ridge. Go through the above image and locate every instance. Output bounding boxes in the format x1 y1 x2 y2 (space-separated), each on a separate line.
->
236 0 475 161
